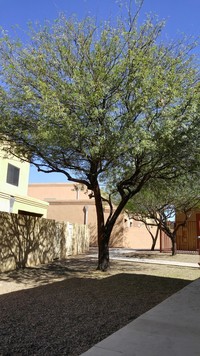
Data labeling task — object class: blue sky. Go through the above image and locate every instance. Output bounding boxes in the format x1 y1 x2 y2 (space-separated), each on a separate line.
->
0 0 199 183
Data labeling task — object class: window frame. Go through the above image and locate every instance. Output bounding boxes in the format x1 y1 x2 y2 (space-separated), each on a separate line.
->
6 163 20 186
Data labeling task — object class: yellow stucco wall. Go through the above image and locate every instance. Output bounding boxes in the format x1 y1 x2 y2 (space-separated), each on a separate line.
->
0 145 48 217
0 146 30 196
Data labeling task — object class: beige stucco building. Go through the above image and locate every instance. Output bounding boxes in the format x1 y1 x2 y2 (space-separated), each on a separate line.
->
0 145 48 216
28 182 159 249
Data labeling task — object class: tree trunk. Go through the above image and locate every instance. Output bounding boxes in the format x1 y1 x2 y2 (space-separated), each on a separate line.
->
93 180 110 271
145 225 159 251
97 238 110 271
150 226 159 251
151 239 156 251
92 178 130 271
171 238 177 256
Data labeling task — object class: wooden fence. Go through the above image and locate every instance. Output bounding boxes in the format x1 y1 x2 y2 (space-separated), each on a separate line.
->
160 221 200 254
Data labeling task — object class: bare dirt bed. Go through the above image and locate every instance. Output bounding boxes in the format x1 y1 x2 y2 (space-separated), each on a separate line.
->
0 254 199 355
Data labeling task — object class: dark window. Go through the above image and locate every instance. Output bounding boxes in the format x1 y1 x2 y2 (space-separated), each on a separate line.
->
6 164 20 186
18 210 43 217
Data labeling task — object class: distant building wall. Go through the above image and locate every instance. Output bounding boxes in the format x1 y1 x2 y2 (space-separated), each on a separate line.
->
28 183 98 243
28 183 89 201
28 183 160 250
123 223 159 250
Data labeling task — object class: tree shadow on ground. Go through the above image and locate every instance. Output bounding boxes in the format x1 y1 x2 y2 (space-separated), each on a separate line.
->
0 253 199 288
0 271 192 356
0 256 98 286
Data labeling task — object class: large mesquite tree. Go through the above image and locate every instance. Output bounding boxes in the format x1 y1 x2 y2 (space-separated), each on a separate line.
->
0 7 199 270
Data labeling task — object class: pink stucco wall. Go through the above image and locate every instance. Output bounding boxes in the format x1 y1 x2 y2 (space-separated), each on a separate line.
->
28 183 160 250
28 183 89 201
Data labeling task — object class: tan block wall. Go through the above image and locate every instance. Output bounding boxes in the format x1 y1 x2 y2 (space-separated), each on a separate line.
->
47 200 98 246
0 212 90 272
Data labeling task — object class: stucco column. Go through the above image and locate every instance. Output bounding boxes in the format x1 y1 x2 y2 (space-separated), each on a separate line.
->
83 205 89 225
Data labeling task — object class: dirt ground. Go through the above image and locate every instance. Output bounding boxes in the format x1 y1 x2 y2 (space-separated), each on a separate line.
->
0 250 199 295
0 252 199 355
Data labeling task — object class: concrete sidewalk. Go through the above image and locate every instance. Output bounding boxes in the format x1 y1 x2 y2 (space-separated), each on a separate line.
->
81 277 200 356
110 256 200 268
87 248 200 268
87 254 200 268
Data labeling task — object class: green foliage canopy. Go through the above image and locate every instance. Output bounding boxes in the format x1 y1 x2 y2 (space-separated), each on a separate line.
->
0 10 199 269
0 15 198 185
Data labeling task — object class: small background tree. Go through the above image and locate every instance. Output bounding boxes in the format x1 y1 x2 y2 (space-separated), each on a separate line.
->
126 176 200 255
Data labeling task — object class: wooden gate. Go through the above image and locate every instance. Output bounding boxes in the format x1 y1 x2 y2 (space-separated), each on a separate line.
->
176 221 197 251
196 214 200 250
160 219 199 253
160 230 172 252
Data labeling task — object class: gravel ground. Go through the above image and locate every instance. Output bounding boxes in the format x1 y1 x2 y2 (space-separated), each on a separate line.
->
0 253 199 356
